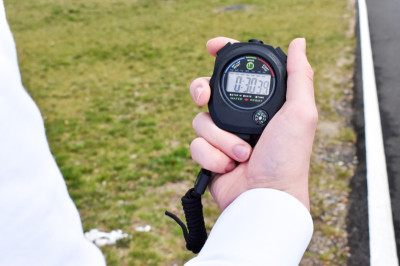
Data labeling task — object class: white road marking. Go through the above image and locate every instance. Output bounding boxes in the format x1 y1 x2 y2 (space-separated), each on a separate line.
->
358 0 399 264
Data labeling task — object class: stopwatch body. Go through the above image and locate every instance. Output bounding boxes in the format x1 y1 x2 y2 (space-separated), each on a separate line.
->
209 39 287 142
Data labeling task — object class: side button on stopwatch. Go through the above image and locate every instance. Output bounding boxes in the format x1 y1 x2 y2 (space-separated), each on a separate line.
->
275 47 287 61
253 110 268 125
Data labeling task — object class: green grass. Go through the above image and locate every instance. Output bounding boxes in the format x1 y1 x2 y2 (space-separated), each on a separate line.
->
5 0 356 265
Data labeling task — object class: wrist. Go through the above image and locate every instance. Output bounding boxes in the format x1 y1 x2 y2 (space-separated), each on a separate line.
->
245 174 310 211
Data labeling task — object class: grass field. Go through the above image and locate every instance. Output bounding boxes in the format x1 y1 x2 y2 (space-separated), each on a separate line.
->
5 0 356 265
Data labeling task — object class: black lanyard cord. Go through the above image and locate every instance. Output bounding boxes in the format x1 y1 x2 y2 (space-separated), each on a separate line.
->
165 169 211 254
165 134 256 254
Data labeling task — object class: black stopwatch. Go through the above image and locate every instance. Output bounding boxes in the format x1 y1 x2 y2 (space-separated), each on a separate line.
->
209 39 287 144
166 39 288 254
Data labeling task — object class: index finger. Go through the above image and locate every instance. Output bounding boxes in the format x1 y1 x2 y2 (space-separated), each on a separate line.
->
206 37 239 57
189 37 239 106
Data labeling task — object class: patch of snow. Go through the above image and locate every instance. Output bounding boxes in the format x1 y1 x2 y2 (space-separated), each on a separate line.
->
85 229 129 247
135 224 151 232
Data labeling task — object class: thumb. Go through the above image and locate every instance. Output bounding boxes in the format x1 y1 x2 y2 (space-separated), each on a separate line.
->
286 38 315 104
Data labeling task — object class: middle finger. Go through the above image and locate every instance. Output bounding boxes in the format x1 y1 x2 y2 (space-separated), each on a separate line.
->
193 112 252 162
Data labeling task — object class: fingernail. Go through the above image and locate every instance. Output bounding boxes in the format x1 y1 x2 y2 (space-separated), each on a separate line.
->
233 144 250 160
225 161 236 172
195 87 203 102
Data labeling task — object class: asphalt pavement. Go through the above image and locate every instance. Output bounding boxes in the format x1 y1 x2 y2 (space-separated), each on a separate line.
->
365 0 400 259
362 0 400 260
348 0 400 264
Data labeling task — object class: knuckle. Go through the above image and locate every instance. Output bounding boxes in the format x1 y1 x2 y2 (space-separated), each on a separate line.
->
190 138 202 159
304 63 314 82
303 105 319 126
190 137 201 151
210 153 228 173
193 112 213 138
291 103 318 127
209 159 221 172
311 105 319 123
189 137 227 172
192 112 207 131
307 107 319 128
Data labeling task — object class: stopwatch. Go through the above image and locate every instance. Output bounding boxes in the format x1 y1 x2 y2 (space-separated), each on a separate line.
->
209 39 287 144
165 39 288 254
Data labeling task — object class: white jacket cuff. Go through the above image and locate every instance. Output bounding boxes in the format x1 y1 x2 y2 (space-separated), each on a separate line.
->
186 188 313 266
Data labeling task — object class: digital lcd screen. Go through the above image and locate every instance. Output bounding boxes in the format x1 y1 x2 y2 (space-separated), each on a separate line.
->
226 72 271 96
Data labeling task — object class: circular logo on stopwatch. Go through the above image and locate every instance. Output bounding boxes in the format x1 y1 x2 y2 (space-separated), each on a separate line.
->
246 62 254 70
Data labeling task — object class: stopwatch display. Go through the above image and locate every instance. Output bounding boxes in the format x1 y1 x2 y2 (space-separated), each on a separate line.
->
221 56 276 110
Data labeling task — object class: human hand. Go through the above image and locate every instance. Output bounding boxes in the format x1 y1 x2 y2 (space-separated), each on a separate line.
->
189 37 317 211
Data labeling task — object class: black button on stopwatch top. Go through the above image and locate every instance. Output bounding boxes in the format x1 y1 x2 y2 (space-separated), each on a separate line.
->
248 39 264 44
208 40 287 140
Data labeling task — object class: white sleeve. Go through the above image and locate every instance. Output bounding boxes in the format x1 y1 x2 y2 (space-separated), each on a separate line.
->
185 188 313 266
0 2 106 265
